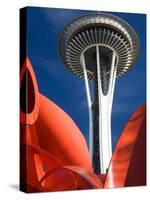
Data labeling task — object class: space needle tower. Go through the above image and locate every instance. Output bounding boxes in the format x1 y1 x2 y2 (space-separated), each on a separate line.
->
58 13 139 174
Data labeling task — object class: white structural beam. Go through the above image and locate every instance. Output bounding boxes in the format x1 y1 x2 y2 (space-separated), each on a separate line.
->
81 53 93 161
96 45 117 174
81 45 117 174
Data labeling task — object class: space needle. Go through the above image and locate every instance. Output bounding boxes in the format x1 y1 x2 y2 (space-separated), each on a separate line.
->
58 13 139 174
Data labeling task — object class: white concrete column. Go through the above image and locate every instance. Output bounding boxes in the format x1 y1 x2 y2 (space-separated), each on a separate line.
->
81 53 93 161
96 45 117 174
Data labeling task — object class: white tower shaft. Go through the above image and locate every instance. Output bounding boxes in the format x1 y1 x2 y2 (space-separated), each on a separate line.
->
81 45 117 174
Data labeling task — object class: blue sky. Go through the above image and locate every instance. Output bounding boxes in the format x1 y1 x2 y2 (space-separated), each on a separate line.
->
26 7 146 150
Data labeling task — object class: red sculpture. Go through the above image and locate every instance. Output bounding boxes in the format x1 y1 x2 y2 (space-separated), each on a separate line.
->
20 58 146 192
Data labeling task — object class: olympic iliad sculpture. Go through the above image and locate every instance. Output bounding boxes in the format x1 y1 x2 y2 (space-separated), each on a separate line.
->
58 13 139 174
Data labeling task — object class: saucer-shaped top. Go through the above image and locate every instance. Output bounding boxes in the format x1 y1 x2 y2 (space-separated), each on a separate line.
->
58 13 139 80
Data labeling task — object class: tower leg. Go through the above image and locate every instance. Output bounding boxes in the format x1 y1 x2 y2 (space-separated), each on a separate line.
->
96 45 117 174
81 46 117 174
81 53 93 162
